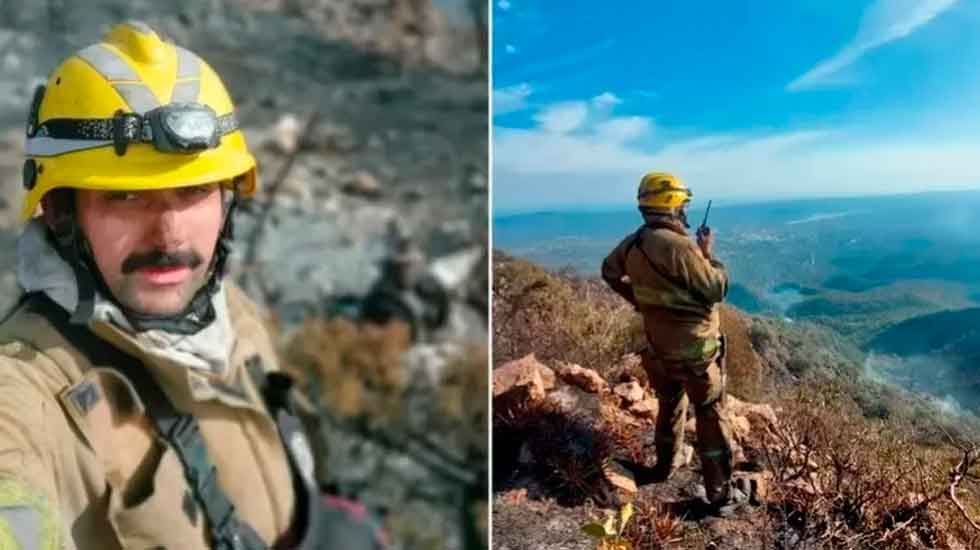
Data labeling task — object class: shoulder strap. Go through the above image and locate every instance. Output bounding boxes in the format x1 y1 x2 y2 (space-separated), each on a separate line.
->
23 292 270 550
246 362 321 550
626 226 712 310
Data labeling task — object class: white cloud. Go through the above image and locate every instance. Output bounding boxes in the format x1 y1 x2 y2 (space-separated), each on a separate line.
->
505 44 517 54
533 101 590 134
497 0 511 10
592 92 622 108
495 94 655 174
595 117 652 144
494 94 980 211
493 83 533 115
788 0 960 91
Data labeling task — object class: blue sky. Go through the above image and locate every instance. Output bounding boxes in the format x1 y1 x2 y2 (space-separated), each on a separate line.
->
492 0 980 214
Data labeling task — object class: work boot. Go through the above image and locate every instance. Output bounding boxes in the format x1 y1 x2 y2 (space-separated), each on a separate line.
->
615 451 680 486
633 460 671 485
705 480 752 518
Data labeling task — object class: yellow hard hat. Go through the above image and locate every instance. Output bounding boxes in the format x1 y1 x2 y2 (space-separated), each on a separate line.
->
637 172 691 209
20 21 258 221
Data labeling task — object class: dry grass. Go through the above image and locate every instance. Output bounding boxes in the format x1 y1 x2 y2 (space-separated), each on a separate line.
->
619 495 685 549
493 251 643 374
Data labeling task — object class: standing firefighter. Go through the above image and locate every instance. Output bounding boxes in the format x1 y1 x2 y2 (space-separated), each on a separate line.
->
601 172 737 512
0 22 384 549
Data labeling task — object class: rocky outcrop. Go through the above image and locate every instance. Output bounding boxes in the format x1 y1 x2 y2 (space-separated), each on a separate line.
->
492 354 556 413
556 362 609 394
271 0 482 74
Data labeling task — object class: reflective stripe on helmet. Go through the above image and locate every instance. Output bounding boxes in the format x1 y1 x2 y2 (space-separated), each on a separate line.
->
76 43 162 114
111 83 161 114
25 136 113 157
76 44 140 81
171 80 200 103
175 46 201 79
172 46 202 103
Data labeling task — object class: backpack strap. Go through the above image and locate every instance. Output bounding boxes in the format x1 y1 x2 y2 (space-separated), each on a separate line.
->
24 292 271 550
244 360 321 550
625 225 712 310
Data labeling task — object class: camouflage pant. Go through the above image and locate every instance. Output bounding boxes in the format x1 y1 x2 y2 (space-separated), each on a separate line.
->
641 348 735 504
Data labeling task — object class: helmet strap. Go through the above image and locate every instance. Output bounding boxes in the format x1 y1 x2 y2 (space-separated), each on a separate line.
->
677 205 690 229
43 191 97 324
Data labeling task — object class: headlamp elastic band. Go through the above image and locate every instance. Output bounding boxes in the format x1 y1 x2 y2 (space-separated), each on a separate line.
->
26 103 238 158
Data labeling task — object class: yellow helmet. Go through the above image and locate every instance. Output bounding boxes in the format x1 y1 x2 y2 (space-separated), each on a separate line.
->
637 172 691 210
20 21 258 221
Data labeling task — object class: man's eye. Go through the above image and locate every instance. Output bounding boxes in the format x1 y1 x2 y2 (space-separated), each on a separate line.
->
180 184 216 198
105 191 140 202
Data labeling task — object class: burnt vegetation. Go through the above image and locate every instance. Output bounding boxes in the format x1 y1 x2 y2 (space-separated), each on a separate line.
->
283 317 488 550
492 251 980 550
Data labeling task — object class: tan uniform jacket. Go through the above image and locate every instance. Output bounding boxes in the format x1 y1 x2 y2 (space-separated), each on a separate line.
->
0 284 296 549
602 222 728 362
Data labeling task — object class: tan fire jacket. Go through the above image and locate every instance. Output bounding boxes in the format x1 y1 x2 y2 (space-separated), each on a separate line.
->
0 284 297 549
602 221 728 362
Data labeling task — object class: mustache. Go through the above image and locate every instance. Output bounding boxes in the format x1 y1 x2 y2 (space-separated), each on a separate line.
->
121 249 204 274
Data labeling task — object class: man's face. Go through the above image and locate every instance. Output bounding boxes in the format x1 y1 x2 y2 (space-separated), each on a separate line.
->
74 183 224 316
678 203 690 228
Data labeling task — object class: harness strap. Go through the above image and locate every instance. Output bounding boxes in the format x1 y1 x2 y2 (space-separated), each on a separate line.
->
625 224 713 310
24 292 271 550
244 364 320 550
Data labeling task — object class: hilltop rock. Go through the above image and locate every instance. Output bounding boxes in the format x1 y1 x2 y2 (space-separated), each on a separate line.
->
556 362 608 394
493 354 555 412
727 396 778 430
602 460 637 495
342 170 382 198
613 380 645 404
272 112 302 154
628 396 658 420
545 384 601 418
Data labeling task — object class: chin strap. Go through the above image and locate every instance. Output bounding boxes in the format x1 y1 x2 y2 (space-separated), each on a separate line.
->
48 186 240 335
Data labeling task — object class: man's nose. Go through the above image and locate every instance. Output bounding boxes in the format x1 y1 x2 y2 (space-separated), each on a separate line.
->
146 197 185 246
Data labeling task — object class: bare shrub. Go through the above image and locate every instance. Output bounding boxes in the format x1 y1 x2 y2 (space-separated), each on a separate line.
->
493 252 641 374
284 316 410 422
619 494 684 549
760 384 980 549
493 399 614 506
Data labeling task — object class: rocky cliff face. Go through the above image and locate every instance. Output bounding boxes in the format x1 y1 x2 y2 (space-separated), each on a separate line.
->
0 0 487 326
0 4 487 549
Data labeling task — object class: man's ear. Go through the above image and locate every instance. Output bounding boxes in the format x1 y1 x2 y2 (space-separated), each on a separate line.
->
40 189 77 235
40 194 57 229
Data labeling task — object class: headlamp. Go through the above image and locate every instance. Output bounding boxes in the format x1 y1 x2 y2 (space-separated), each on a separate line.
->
150 103 221 152
25 93 239 158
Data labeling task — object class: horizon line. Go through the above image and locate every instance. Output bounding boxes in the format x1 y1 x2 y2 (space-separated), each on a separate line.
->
493 186 980 219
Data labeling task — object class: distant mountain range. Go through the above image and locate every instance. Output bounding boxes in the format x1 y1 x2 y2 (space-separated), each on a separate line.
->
494 189 980 411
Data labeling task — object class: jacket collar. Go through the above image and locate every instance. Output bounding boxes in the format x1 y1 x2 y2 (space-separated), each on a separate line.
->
642 214 688 236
